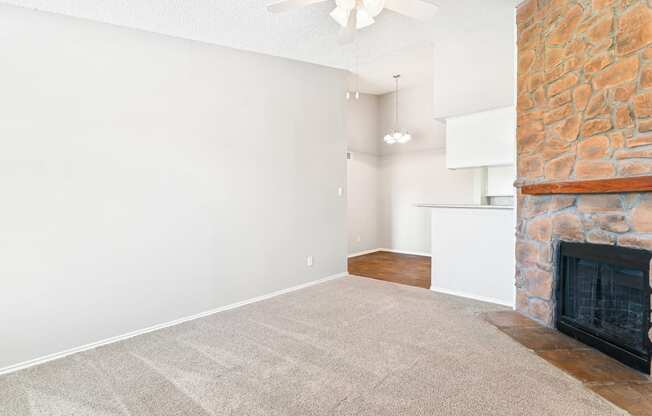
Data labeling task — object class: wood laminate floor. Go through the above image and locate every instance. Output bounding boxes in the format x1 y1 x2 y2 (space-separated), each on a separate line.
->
347 251 431 289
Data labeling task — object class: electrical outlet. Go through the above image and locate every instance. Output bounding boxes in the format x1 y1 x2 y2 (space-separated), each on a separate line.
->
356 235 361 243
307 256 313 267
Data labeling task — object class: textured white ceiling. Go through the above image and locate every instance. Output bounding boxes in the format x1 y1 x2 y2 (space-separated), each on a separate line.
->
1 0 518 93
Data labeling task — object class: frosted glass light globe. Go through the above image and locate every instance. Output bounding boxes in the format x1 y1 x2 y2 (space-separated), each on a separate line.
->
384 134 396 144
397 133 412 144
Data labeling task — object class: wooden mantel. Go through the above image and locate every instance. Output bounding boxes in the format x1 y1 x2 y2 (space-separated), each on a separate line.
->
520 176 652 195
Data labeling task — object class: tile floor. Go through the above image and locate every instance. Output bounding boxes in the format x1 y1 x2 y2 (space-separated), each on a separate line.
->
484 311 652 416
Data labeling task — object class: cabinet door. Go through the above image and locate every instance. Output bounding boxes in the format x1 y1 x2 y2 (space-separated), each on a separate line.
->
446 106 515 169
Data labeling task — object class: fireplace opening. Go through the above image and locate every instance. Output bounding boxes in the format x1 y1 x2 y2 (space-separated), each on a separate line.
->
556 242 652 374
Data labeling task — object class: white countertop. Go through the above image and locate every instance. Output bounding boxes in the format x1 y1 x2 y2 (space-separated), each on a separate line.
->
415 203 514 210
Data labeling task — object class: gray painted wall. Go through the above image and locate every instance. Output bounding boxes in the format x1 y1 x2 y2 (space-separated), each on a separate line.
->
345 95 381 254
0 5 348 370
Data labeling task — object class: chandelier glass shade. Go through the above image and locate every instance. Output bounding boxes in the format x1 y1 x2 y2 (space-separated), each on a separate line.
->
384 74 411 145
383 131 412 145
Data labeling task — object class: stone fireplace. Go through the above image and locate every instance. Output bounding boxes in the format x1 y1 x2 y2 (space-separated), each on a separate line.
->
515 0 652 371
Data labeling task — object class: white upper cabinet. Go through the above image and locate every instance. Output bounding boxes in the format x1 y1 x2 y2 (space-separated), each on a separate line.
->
446 106 515 169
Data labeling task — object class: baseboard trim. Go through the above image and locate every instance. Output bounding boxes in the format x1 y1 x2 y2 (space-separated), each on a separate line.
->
347 248 381 258
430 286 514 308
0 272 347 376
348 248 431 258
380 248 431 257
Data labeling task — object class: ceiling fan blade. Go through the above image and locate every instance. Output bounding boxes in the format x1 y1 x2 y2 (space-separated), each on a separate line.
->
267 0 329 13
384 0 438 20
338 9 357 45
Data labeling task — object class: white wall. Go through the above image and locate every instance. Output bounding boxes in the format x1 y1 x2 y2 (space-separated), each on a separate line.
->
432 9 516 119
378 150 477 254
487 166 516 197
0 5 347 370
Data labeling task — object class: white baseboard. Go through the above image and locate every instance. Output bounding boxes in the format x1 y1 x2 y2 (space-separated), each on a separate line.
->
430 286 514 308
0 272 347 376
380 248 431 257
348 248 431 258
347 248 381 258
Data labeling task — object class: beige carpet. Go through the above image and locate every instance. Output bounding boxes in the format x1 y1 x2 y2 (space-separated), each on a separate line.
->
0 276 626 415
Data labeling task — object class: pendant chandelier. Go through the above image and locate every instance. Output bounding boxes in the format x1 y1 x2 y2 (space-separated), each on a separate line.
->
383 74 411 145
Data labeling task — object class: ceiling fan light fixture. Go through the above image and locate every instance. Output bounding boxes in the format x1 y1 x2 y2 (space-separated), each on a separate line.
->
267 0 439 45
330 5 351 27
331 0 380 30
355 8 375 29
363 0 385 17
331 5 375 29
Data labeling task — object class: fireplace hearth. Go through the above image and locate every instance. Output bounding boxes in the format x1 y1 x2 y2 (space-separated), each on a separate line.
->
556 242 652 374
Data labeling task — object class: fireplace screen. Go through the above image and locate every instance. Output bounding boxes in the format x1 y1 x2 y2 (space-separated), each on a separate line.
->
557 242 651 373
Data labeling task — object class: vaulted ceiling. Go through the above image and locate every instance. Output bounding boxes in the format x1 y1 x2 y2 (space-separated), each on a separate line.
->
2 0 518 93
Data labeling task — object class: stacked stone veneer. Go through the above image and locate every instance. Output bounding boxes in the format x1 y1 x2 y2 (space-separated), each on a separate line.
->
515 0 652 337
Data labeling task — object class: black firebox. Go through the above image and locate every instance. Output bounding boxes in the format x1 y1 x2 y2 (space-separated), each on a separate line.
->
556 242 652 374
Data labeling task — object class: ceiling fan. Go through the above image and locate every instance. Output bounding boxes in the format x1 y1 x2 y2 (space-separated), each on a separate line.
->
267 0 438 44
